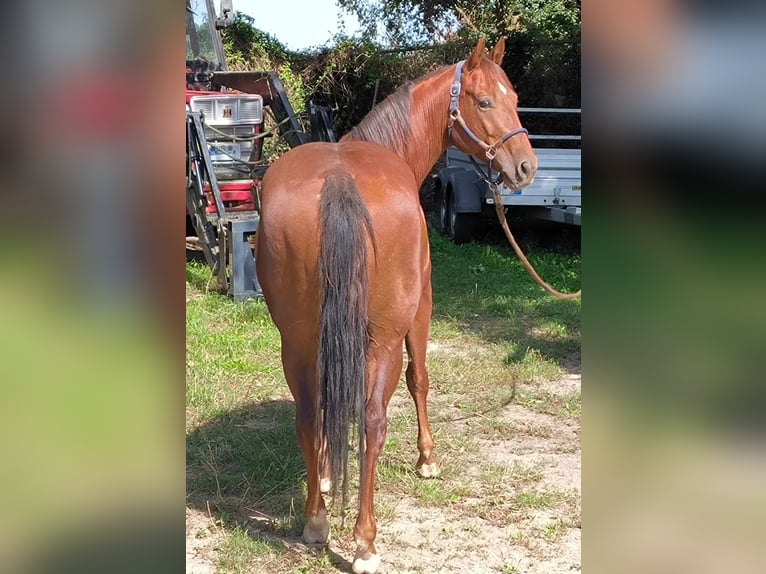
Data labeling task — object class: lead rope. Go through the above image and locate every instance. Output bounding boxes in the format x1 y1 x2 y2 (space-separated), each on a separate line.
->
489 181 581 300
446 60 579 299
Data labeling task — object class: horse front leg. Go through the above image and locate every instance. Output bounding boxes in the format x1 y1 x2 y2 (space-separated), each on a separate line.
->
404 285 441 478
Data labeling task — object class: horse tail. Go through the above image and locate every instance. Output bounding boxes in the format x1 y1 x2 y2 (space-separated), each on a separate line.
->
317 172 374 510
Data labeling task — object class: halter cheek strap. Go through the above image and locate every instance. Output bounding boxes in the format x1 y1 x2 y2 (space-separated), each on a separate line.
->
447 60 529 186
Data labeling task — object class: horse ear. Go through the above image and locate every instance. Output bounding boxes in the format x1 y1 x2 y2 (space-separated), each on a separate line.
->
490 37 506 65
465 37 487 71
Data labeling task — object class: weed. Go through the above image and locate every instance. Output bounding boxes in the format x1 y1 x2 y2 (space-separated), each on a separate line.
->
483 463 544 490
413 479 470 507
293 552 335 574
509 529 528 547
513 489 574 512
516 391 581 419
218 528 280 573
543 519 568 542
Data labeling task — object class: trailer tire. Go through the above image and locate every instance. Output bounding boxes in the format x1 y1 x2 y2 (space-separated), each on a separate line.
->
437 186 451 235
447 193 474 244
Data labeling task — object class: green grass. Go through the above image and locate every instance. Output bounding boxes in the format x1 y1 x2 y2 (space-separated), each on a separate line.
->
483 463 544 489
412 478 472 507
428 233 580 339
516 390 582 419
218 528 280 573
542 519 569 542
514 491 559 510
186 227 580 572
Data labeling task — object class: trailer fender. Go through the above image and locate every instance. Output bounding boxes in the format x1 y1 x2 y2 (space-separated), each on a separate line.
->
438 168 486 214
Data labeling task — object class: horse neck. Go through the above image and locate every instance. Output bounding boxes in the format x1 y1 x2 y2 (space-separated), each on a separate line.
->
342 65 454 187
401 68 453 185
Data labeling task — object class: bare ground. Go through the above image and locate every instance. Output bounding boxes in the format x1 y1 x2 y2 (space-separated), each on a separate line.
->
186 354 580 574
186 507 223 574
371 362 580 573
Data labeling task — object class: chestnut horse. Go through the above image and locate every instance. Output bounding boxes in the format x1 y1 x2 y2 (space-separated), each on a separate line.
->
255 38 536 573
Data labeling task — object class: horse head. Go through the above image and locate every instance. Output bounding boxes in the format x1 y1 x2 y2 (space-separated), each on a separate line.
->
450 37 538 189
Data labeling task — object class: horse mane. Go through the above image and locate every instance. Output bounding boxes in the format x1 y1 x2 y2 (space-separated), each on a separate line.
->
342 82 414 157
342 65 454 161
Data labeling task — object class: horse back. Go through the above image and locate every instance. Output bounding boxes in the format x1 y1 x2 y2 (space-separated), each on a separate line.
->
257 141 430 351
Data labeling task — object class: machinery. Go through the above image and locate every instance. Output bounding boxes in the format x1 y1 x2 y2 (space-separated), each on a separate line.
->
186 0 335 298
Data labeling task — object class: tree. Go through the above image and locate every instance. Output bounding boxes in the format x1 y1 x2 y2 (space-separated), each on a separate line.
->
337 0 580 47
336 0 581 107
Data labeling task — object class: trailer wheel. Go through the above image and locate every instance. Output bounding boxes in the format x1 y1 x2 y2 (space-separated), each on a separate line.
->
447 193 474 244
437 186 450 235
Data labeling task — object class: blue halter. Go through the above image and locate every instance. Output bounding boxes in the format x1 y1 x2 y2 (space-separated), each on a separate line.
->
447 60 529 186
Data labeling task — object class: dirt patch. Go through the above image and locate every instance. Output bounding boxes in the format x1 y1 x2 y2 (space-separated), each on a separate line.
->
186 284 204 302
376 500 580 573
186 355 580 574
375 371 581 574
186 507 222 574
536 372 581 397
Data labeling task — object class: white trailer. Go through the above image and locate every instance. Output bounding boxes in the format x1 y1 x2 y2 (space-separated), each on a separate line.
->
435 108 581 243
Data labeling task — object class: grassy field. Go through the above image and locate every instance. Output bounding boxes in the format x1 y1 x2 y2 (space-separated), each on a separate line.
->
186 228 581 573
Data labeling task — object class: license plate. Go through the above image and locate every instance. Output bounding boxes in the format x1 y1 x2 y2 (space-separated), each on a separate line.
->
209 142 240 161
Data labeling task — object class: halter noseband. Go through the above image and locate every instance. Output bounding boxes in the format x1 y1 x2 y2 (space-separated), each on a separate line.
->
447 60 528 186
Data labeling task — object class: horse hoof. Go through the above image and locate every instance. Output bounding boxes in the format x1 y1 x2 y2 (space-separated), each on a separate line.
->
352 549 382 574
417 461 441 478
320 477 332 494
301 509 329 545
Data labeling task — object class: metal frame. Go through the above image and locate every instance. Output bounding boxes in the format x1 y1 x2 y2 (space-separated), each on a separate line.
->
229 218 262 300
187 110 227 288
185 9 336 300
212 71 310 149
187 109 264 298
518 108 581 143
204 0 228 69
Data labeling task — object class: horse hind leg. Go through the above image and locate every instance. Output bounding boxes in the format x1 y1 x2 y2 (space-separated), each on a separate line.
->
316 413 333 494
284 358 330 545
352 346 403 574
405 288 441 478
296 400 330 544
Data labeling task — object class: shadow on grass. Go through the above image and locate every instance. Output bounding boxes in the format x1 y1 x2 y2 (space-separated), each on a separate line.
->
187 399 303 524
471 216 582 255
187 399 355 570
428 227 581 374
